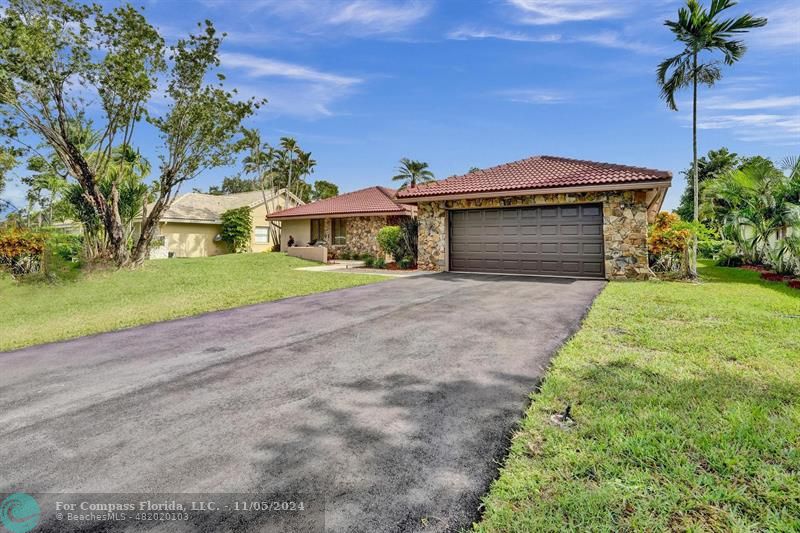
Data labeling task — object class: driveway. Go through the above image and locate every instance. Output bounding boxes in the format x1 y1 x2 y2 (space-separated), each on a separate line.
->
0 273 604 532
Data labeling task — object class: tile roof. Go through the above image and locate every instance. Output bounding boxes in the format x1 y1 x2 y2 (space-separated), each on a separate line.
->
266 186 413 219
395 155 672 200
154 190 288 223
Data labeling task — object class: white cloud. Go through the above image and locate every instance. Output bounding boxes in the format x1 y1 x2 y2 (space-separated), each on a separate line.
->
697 113 800 143
236 0 431 36
446 26 660 54
220 53 362 87
447 27 561 43
219 53 362 119
507 0 628 25
497 89 569 104
752 5 800 48
705 95 800 111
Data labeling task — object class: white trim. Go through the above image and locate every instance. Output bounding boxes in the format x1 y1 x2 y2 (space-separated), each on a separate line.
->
396 180 673 203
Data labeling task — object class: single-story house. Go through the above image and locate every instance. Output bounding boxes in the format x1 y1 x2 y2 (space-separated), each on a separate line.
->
144 189 302 258
266 186 415 258
395 155 671 280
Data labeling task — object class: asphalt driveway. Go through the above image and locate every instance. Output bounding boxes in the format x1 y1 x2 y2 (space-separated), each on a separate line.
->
0 273 604 532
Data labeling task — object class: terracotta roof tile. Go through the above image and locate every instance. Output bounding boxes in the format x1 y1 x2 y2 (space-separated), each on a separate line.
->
266 186 413 219
395 155 671 200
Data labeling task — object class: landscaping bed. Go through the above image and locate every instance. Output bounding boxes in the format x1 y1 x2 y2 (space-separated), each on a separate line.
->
475 261 799 531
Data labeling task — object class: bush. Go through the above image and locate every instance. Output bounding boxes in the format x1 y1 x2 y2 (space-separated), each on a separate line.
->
377 226 404 261
339 250 352 260
373 256 386 269
362 254 376 267
220 207 253 253
648 212 692 274
398 255 414 269
715 241 744 267
764 239 799 276
48 233 83 262
0 229 46 279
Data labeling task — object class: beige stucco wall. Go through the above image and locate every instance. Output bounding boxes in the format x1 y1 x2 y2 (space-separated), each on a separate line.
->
280 219 311 251
250 201 283 252
160 222 227 258
416 189 656 280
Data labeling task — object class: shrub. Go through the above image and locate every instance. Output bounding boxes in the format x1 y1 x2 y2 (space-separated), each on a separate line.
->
48 233 83 262
372 256 386 269
377 226 404 261
715 241 743 267
220 207 253 253
764 239 799 276
0 229 46 278
398 255 415 269
362 254 376 267
648 212 692 274
339 250 352 260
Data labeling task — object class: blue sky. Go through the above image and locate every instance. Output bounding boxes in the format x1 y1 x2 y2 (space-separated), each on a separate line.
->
4 0 799 211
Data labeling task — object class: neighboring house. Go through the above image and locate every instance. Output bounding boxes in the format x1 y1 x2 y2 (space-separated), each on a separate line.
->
143 189 302 258
266 186 415 258
395 155 671 280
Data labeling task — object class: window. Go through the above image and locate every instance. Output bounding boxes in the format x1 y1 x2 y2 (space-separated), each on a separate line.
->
333 218 347 245
254 227 269 245
311 219 323 242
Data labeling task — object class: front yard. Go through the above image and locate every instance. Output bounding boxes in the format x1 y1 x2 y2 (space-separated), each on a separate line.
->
0 253 384 351
476 261 799 531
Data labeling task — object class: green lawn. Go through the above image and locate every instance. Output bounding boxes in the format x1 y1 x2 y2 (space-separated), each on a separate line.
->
0 253 384 351
476 262 799 532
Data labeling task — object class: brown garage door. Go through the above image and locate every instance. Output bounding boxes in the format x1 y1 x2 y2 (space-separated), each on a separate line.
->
449 204 605 278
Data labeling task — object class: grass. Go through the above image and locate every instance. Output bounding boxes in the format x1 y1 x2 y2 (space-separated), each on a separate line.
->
476 261 800 532
0 253 384 351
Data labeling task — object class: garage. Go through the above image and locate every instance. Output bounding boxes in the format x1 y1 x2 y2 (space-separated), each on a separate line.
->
449 204 605 278
396 155 672 279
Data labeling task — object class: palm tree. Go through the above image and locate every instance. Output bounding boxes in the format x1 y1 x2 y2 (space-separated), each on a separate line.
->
657 0 766 277
392 158 435 189
279 137 300 208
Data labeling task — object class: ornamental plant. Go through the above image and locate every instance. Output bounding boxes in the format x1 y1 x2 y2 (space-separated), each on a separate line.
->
0 229 46 278
648 212 693 275
377 226 404 261
220 207 253 253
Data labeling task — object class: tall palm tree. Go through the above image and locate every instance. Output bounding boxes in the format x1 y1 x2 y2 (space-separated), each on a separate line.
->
657 0 766 277
279 136 300 207
392 158 434 189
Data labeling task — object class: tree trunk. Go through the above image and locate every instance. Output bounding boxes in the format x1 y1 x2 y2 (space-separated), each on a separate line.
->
130 196 170 266
690 52 699 279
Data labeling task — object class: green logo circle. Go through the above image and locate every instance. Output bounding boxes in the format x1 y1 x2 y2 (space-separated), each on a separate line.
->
0 493 40 533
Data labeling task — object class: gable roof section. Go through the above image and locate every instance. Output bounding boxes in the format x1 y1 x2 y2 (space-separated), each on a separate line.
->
267 186 413 220
154 189 301 224
395 155 672 201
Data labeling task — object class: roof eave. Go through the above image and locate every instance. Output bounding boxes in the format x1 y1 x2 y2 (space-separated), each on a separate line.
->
267 209 413 221
395 179 673 203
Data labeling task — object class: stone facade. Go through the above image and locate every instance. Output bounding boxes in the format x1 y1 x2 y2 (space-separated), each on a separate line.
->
416 190 653 280
318 215 411 258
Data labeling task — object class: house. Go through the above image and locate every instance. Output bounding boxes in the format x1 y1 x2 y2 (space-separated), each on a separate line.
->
266 186 415 258
395 155 672 280
145 189 302 258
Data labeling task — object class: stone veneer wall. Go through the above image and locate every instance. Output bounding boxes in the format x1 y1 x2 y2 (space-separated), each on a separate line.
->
417 190 652 280
342 216 388 257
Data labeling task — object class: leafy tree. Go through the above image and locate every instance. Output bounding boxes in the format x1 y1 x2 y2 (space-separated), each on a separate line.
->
657 0 766 277
392 158 435 189
703 158 799 264
0 0 259 266
467 166 481 173
676 147 740 221
207 176 258 195
311 180 338 201
220 206 252 253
